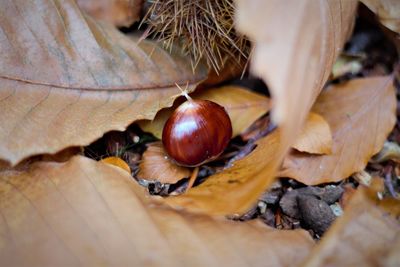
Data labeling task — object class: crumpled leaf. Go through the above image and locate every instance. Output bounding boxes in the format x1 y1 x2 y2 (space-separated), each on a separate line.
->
292 113 333 155
281 76 396 185
301 185 400 267
76 0 143 27
0 156 314 266
360 0 400 33
165 0 357 215
139 85 270 139
137 142 191 183
0 0 207 166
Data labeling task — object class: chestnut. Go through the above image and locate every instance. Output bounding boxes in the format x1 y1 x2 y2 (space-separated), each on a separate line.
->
162 99 232 167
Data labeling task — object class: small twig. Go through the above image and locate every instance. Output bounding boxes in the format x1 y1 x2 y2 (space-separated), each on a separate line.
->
224 123 277 169
225 142 256 169
186 166 199 192
249 122 277 142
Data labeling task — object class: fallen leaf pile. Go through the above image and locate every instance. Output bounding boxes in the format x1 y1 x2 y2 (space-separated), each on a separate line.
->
281 76 396 185
0 156 314 266
0 0 399 265
0 0 207 166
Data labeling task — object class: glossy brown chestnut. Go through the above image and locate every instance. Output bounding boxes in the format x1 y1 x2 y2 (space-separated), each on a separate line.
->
162 99 232 167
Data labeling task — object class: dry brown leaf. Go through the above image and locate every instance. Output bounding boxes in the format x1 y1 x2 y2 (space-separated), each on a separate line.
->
281 76 396 185
293 113 333 155
360 0 400 33
137 142 191 183
235 0 357 129
301 186 400 267
0 156 314 266
165 130 281 214
164 1 357 215
200 60 247 88
0 0 207 166
101 156 131 173
139 85 270 139
76 0 143 27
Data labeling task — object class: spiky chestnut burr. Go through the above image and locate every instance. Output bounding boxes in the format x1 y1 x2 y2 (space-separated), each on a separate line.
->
143 0 250 73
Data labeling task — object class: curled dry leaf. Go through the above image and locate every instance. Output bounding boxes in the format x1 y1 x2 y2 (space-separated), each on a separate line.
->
292 112 333 155
281 76 396 185
165 130 282 215
0 156 314 266
137 142 191 184
360 0 400 34
100 156 131 174
139 85 270 139
301 186 400 267
0 0 207 166
235 0 357 131
76 0 143 27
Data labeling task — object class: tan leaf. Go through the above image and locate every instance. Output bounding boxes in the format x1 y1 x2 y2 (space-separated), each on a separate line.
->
0 0 207 166
76 0 143 27
101 156 131 173
200 60 246 88
360 0 400 33
240 113 333 155
235 0 357 129
0 156 314 266
293 113 333 155
165 1 357 215
137 142 191 184
281 76 396 185
301 186 400 267
165 130 282 214
139 85 270 139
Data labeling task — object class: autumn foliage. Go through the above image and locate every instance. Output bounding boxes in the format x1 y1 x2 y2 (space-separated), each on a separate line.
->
0 0 399 266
